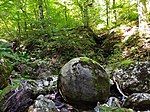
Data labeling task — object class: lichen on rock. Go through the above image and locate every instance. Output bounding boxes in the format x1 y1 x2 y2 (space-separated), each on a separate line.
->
58 57 110 109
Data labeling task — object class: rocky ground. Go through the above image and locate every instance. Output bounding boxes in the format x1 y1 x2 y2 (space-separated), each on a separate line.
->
0 57 150 112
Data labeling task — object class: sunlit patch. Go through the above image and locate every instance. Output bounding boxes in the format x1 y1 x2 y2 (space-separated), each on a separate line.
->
96 24 105 30
59 0 72 4
79 36 83 39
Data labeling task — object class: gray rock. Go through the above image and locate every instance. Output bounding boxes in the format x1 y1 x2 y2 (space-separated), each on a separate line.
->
123 93 150 111
13 58 58 79
58 57 110 110
107 97 121 107
24 76 58 95
28 95 58 112
112 61 150 95
0 76 58 112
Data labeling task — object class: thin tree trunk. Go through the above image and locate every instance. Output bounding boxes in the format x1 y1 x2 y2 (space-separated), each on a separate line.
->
19 0 28 38
113 0 117 25
76 0 89 27
137 0 150 38
17 13 21 38
105 0 109 27
38 0 44 20
83 2 89 27
64 3 68 23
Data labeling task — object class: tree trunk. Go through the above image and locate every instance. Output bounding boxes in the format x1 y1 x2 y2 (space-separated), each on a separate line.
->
83 0 89 27
19 0 28 39
105 0 109 27
113 0 117 25
76 0 90 27
17 14 21 38
137 0 150 38
38 0 44 20
64 4 68 23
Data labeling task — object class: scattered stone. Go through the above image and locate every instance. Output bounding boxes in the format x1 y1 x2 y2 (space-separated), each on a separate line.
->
123 93 150 111
94 103 134 112
13 59 60 79
24 76 58 95
0 76 58 112
58 57 110 110
112 61 150 95
28 95 58 112
107 97 121 107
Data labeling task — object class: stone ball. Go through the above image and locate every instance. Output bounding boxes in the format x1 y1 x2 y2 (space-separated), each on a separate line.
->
57 57 110 109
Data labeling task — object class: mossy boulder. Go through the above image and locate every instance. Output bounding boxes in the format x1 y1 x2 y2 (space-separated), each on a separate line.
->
57 57 110 110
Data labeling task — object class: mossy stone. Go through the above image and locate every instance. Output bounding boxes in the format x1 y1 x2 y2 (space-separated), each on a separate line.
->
58 57 110 110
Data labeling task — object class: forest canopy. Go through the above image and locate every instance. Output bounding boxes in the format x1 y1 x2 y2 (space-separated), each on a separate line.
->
0 0 149 67
0 0 139 38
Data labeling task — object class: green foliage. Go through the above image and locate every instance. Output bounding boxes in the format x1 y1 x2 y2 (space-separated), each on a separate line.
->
99 105 133 112
123 35 139 47
120 59 134 68
0 80 20 100
107 47 122 70
0 41 17 61
107 46 133 70
0 40 31 89
0 59 12 89
0 41 13 89
0 40 30 63
118 2 138 22
0 0 139 40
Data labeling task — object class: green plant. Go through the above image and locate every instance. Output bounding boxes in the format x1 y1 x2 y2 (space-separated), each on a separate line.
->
99 105 133 112
0 40 30 89
120 59 133 68
0 41 14 89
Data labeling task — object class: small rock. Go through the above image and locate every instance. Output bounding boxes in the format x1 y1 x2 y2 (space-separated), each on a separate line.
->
123 93 150 111
24 77 57 95
28 95 58 112
43 81 49 86
107 97 121 107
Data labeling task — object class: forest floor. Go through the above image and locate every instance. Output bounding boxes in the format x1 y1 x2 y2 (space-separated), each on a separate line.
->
0 25 150 112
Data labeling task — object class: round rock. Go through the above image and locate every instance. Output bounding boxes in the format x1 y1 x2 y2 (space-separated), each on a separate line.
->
57 57 110 109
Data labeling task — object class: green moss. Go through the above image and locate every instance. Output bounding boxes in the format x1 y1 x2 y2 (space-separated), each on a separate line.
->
80 57 90 62
99 105 134 112
80 57 100 65
120 59 134 68
80 57 109 90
